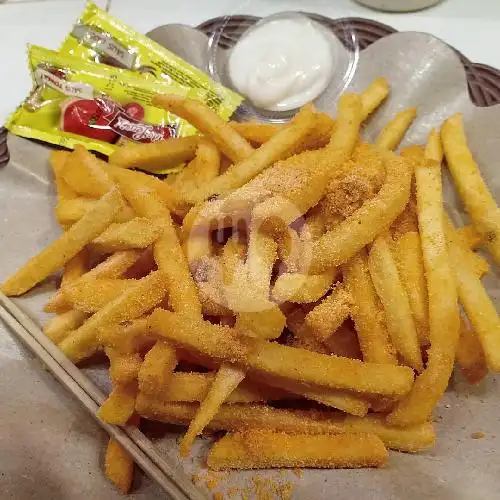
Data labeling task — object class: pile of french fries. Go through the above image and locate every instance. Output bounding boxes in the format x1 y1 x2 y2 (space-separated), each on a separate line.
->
3 77 500 494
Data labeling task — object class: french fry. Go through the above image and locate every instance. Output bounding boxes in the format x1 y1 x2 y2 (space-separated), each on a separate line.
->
392 231 429 346
105 438 134 494
180 364 246 457
255 374 369 417
328 93 363 152
98 382 137 425
50 150 76 203
109 136 199 173
304 284 352 342
148 372 289 403
92 217 163 253
65 279 136 313
2 188 125 296
193 104 316 200
342 250 396 364
59 271 169 363
113 169 201 319
55 197 136 226
62 145 115 198
360 77 390 119
98 318 155 355
153 95 254 163
424 128 443 163
445 219 500 372
310 152 412 273
442 114 500 265
368 234 423 371
149 309 414 397
135 399 349 434
375 108 417 151
229 121 282 145
136 398 432 453
388 156 459 427
43 309 88 344
44 249 143 313
138 341 178 394
107 164 187 216
60 250 89 287
272 270 335 304
172 139 220 193
207 430 388 470
456 317 488 385
107 348 143 386
341 414 435 453
457 224 484 250
235 307 286 340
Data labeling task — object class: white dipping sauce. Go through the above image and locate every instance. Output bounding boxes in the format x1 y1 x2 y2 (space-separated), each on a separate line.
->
227 16 334 112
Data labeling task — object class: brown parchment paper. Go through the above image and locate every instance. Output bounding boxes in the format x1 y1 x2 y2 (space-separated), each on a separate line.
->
0 30 499 499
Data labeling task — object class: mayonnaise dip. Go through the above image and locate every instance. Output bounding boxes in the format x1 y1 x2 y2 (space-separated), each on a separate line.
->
227 15 335 112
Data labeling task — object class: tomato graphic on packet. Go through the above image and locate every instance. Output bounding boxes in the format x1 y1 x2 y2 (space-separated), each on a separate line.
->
124 102 145 121
60 98 118 142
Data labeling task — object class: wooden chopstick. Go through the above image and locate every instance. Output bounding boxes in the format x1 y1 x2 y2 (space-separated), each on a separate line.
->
0 292 206 500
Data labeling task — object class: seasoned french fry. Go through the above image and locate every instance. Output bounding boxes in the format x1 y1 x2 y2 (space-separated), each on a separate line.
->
138 341 178 394
172 139 220 193
388 156 459 427
424 128 443 163
64 279 135 313
445 219 500 372
44 249 143 313
328 93 363 152
272 270 335 304
342 250 397 364
153 95 254 163
341 414 435 453
148 372 289 403
457 224 484 250
375 108 417 151
109 136 199 173
92 217 163 253
368 234 423 371
62 145 115 198
180 364 246 457
235 308 285 340
98 318 155 355
43 309 88 344
229 121 282 145
304 284 352 342
2 188 125 296
59 271 169 363
55 197 136 226
113 168 201 319
50 150 76 203
136 398 432 453
456 317 488 385
104 438 134 494
256 374 369 417
393 231 429 346
149 309 414 397
360 77 390 119
193 103 316 201
107 349 143 386
61 250 89 288
310 152 412 273
207 430 388 470
442 114 500 265
98 382 137 425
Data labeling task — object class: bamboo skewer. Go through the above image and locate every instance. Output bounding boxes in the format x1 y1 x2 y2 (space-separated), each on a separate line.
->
0 291 205 500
